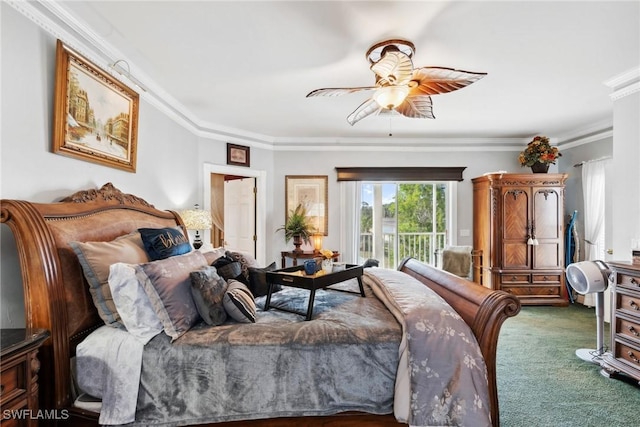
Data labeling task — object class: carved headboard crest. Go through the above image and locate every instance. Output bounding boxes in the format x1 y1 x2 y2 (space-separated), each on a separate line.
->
60 182 153 207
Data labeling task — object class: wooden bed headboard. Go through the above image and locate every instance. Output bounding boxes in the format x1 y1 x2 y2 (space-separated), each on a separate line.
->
0 183 184 410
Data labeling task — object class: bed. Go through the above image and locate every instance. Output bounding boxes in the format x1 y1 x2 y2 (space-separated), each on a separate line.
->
0 183 520 426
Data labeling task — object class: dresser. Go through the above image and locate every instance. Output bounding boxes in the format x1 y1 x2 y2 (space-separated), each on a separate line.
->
472 173 569 306
601 262 640 383
1 329 50 426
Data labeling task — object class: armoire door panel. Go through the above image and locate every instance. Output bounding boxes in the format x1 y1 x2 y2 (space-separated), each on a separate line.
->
533 243 561 269
503 242 529 269
534 189 560 239
502 189 529 240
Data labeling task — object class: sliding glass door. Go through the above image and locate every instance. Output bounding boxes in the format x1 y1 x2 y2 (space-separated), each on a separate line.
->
358 182 449 268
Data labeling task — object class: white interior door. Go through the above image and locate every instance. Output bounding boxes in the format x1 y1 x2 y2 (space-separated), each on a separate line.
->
224 178 256 256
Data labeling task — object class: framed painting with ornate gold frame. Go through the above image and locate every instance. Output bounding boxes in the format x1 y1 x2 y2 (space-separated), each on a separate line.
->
52 40 139 172
285 175 328 235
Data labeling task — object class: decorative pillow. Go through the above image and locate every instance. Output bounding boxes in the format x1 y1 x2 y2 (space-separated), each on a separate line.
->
227 250 260 284
135 251 208 341
199 245 226 265
138 227 191 261
211 255 245 283
108 262 163 344
190 266 228 326
247 262 279 297
70 231 149 327
223 279 257 323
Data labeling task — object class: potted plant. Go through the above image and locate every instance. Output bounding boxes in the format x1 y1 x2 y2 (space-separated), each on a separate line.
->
518 135 562 173
277 203 312 253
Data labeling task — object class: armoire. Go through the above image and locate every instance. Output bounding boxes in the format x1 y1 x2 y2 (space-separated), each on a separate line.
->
472 173 569 306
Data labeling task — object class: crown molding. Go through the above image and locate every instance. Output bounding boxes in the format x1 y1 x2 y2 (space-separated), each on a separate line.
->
272 137 525 151
604 66 640 100
556 118 614 149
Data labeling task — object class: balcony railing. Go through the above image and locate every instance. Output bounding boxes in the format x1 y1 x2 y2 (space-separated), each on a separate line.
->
359 232 447 268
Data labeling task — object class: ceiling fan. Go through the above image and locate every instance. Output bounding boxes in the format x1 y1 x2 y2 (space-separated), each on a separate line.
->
306 39 487 126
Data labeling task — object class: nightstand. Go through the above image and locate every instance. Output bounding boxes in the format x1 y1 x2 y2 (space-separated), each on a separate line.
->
1 328 50 426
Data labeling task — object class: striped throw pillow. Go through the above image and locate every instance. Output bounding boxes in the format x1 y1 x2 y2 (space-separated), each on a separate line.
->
223 279 256 323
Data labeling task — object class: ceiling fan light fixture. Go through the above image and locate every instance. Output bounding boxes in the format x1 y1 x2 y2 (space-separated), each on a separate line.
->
373 85 409 109
307 38 486 125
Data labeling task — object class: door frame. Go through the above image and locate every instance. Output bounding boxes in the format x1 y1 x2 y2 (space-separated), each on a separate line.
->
203 163 267 266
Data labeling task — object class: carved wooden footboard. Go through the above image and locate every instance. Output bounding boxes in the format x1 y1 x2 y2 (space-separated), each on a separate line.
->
0 183 519 427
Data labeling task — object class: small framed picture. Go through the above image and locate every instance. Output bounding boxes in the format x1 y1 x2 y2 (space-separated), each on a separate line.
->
227 143 250 167
52 40 139 172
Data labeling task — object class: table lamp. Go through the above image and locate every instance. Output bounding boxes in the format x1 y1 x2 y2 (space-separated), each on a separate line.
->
311 232 324 254
179 204 212 249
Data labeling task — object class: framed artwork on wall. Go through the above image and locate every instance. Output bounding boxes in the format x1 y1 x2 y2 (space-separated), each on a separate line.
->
52 40 139 172
227 143 250 167
285 175 328 235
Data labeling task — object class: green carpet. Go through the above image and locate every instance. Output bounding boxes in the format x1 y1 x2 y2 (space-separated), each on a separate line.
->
497 304 640 426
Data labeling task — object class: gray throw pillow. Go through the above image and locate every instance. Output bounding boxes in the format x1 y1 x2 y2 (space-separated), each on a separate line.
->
211 255 245 283
227 250 260 284
190 266 228 326
135 251 208 341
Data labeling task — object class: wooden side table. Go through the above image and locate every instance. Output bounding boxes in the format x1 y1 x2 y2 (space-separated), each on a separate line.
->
1 328 50 426
280 251 340 268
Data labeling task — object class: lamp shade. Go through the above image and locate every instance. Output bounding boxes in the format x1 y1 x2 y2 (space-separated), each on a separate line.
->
373 85 409 109
179 205 212 231
311 232 324 252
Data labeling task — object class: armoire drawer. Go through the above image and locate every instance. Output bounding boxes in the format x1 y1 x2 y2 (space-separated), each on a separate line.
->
532 274 561 284
500 274 530 284
501 285 560 296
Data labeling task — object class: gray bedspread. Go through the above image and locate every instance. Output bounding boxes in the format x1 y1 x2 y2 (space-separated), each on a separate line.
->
77 269 491 427
133 277 399 426
363 268 491 427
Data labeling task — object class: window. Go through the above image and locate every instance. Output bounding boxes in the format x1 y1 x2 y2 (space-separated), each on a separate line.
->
357 182 451 268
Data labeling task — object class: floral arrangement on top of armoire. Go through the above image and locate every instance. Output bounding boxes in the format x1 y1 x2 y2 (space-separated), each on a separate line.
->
519 135 562 173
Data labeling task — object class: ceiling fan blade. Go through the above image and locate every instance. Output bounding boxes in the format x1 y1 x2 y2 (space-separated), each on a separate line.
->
370 51 414 86
409 67 486 96
347 98 381 126
306 86 377 97
395 95 435 119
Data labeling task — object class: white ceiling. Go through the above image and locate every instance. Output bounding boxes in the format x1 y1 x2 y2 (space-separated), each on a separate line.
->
35 1 640 147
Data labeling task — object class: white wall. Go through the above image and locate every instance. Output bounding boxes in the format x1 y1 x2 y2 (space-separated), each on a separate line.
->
0 4 203 328
612 91 640 260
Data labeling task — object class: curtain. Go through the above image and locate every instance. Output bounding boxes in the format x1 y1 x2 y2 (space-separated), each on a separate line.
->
582 160 608 260
339 181 358 262
581 159 609 306
210 174 225 247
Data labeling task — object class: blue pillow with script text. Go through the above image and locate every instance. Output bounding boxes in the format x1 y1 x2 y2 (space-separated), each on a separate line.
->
138 227 192 261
